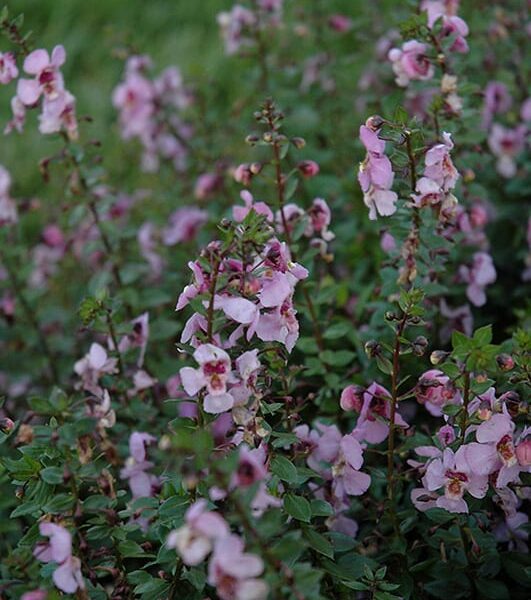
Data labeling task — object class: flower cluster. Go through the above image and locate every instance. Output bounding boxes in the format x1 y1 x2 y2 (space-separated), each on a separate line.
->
113 55 193 172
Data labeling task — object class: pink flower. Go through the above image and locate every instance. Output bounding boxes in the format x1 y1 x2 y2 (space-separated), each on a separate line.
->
328 14 352 33
388 40 434 87
38 90 78 139
42 225 65 248
421 0 460 27
439 299 473 342
481 82 512 129
233 190 274 223
162 207 208 245
194 172 223 199
440 16 469 53
17 45 66 105
437 425 456 446
458 251 496 307
233 445 268 487
180 344 235 413
120 432 158 499
167 499 229 565
424 132 459 192
4 95 26 134
411 177 444 207
117 312 150 368
423 447 488 512
73 343 118 394
354 382 408 444
217 6 257 56
306 198 334 241
0 52 18 84
358 125 398 220
255 298 300 352
466 415 529 487
138 222 165 279
516 439 531 467
380 231 396 253
33 523 84 594
112 67 154 139
331 435 371 498
416 369 462 417
208 535 268 600
0 165 17 227
488 124 527 178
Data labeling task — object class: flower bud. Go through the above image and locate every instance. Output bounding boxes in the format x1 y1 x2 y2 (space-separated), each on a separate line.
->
437 425 456 446
412 336 429 356
516 439 531 466
245 134 260 145
430 350 449 365
262 132 273 143
297 160 320 178
365 115 384 131
384 311 398 321
250 162 262 175
364 340 381 358
496 353 514 371
291 137 306 149
0 417 15 433
463 168 475 183
340 385 364 412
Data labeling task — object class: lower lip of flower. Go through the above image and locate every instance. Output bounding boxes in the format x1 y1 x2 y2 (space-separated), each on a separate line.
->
444 469 468 499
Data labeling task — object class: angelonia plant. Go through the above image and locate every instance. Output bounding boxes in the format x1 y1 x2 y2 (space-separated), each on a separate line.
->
0 1 530 599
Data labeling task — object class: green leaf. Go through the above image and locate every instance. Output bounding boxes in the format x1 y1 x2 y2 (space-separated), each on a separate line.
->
303 527 334 558
474 579 509 600
376 355 393 375
473 325 492 347
310 499 334 517
271 456 298 484
40 466 64 485
424 508 455 524
284 494 311 522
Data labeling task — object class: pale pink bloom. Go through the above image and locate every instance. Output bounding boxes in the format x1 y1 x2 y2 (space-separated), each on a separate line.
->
358 125 398 220
4 95 26 134
488 124 527 178
167 499 229 565
214 294 259 324
162 207 208 245
233 190 274 223
138 222 165 279
208 535 268 600
17 45 66 105
388 40 434 87
128 369 157 397
217 6 257 55
112 68 154 139
232 445 268 487
380 231 396 253
331 435 371 498
424 132 459 192
466 415 529 487
34 523 84 594
194 172 223 199
458 251 496 307
120 432 158 499
416 369 462 417
86 389 116 429
0 52 18 84
521 97 531 122
411 177 444 207
180 344 235 413
255 298 300 352
295 422 341 475
0 165 17 226
439 299 473 342
275 202 305 233
306 198 334 241
0 292 15 319
42 224 65 248
421 0 460 27
38 91 78 139
233 163 254 186
328 14 352 32
494 511 529 553
117 312 149 368
423 447 488 513
74 343 118 394
354 382 408 444
411 486 439 511
441 16 469 53
516 439 531 466
481 81 512 129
